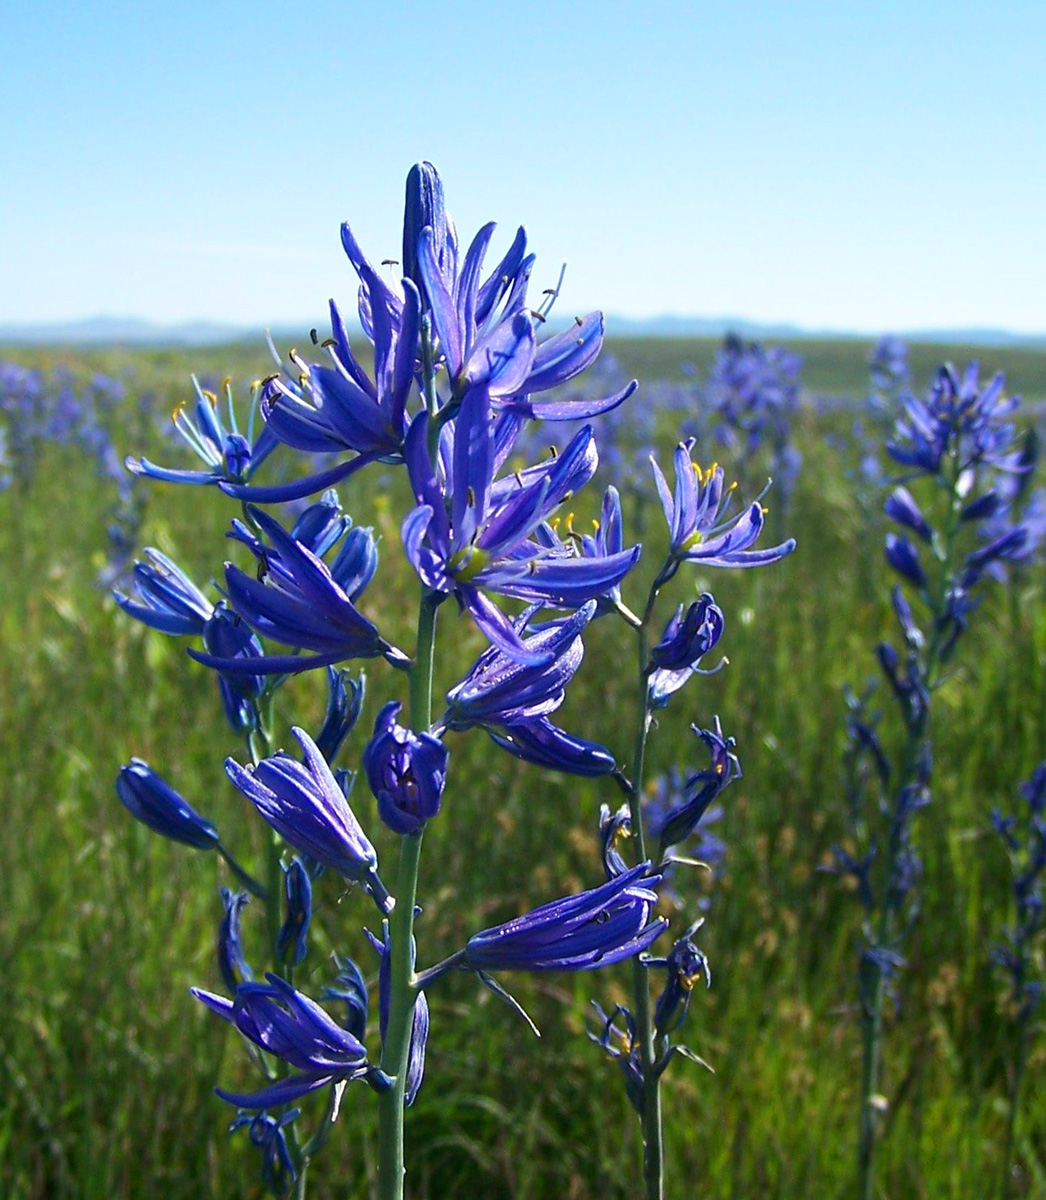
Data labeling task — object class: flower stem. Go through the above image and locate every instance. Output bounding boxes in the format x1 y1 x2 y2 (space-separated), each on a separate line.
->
375 589 440 1200
858 456 965 1199
628 597 664 1200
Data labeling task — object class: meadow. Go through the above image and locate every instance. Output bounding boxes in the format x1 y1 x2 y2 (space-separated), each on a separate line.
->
1 332 1043 1199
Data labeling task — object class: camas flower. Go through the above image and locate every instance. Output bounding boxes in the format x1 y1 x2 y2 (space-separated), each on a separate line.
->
189 506 395 677
127 377 278 486
650 440 795 571
225 727 390 911
275 858 313 968
650 922 712 1036
655 720 740 853
113 549 213 635
403 389 639 660
116 759 219 850
192 973 377 1108
648 594 726 707
218 888 254 994
887 362 1020 477
362 701 448 835
463 863 667 972
438 601 612 774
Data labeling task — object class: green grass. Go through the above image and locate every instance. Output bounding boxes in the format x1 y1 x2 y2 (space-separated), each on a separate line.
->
1 338 1044 1198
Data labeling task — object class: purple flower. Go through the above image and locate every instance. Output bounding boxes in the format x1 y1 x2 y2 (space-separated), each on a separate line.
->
190 506 394 677
116 759 219 850
113 549 213 636
228 1109 300 1195
463 863 667 972
127 377 278 486
655 720 740 853
225 727 390 911
588 1002 645 1114
362 701 448 835
315 667 365 764
402 391 639 661
650 923 712 1035
218 888 254 994
648 595 726 707
884 487 932 543
275 858 313 968
650 440 795 570
884 533 927 588
887 362 1019 477
438 602 612 774
192 973 376 1108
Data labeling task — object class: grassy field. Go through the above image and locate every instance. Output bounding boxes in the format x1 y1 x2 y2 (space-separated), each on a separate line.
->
1 335 1044 1199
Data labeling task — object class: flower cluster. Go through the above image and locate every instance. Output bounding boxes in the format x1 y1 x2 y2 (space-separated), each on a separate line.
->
111 161 795 1199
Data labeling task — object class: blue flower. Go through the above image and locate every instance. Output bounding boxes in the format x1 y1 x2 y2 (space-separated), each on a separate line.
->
192 973 377 1108
648 595 726 707
588 1002 645 1114
218 888 254 994
127 377 278 486
315 668 365 764
190 506 394 677
655 720 740 853
116 759 219 850
884 487 932 543
650 922 712 1036
362 701 448 835
321 954 369 1041
887 362 1019 477
258 275 420 462
275 858 313 968
402 391 639 661
228 1109 301 1196
225 727 390 911
113 549 213 635
884 533 927 588
438 602 612 774
463 863 667 972
650 441 795 570
485 718 615 777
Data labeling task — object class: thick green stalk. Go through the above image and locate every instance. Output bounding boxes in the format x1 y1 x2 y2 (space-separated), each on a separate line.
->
375 590 439 1200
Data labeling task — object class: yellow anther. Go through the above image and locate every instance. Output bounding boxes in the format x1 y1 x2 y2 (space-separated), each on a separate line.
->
550 516 561 533
715 762 724 775
728 481 738 493
761 505 769 515
222 376 232 394
565 512 576 534
592 518 601 532
171 401 186 423
249 379 263 394
203 390 217 406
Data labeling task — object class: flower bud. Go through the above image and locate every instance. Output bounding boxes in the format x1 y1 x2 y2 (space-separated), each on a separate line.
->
363 702 448 835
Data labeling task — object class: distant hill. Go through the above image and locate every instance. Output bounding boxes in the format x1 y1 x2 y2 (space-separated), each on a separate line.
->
1 314 1043 350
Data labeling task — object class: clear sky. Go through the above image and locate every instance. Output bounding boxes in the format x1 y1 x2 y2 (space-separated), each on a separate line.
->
3 1 1044 333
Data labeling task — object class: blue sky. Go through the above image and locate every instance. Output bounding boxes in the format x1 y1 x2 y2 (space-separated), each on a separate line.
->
3 1 1044 333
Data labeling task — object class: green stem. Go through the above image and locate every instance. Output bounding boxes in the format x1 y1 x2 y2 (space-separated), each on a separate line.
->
858 455 966 1199
627 582 664 1200
375 589 440 1200
1001 1016 1030 1199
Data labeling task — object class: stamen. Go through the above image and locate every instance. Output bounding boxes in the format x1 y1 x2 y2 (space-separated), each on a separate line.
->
310 328 319 345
